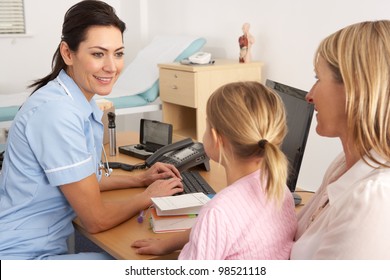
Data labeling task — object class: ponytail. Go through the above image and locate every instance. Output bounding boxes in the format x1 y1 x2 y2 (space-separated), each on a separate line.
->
29 46 65 93
259 140 289 204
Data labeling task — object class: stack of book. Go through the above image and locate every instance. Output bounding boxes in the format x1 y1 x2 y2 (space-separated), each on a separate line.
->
150 192 211 233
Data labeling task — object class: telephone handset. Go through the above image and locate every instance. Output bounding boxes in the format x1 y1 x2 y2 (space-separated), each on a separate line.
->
145 138 210 172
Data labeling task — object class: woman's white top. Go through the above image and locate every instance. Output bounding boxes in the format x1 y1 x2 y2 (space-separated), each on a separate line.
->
291 151 390 259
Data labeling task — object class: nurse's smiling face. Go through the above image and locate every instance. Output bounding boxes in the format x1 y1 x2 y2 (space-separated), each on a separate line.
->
60 25 125 101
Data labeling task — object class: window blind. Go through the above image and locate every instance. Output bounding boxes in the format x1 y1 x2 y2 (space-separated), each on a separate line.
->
0 0 25 34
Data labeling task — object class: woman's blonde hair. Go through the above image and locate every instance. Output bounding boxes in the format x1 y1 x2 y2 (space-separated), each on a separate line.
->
206 81 289 202
316 20 390 166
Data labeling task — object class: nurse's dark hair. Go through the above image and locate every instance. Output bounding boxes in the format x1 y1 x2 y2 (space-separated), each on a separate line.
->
29 0 126 93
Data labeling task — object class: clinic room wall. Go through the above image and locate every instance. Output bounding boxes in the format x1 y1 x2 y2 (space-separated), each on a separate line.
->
1 0 389 192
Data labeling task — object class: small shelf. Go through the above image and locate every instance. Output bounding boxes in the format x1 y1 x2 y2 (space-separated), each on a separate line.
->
162 102 197 139
174 128 197 141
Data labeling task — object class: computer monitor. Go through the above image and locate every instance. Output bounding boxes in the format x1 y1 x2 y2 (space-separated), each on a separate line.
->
265 79 314 194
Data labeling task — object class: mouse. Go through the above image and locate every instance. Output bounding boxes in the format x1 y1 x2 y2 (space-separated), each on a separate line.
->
292 192 302 206
134 144 144 150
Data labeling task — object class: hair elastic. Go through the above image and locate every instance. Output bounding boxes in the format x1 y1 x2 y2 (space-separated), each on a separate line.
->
258 139 268 149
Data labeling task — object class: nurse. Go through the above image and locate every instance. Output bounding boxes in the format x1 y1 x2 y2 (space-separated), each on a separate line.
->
0 0 183 260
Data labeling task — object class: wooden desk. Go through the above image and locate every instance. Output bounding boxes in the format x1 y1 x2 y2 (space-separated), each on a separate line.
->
294 191 313 212
73 131 227 260
73 131 312 259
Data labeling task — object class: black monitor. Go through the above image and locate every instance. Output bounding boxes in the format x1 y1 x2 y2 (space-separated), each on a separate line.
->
265 79 314 195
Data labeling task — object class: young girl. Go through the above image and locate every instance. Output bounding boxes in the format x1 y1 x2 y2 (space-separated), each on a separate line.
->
132 81 297 259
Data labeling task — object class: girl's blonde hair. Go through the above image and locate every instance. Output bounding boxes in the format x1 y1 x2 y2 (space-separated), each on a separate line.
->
206 81 289 202
316 20 390 166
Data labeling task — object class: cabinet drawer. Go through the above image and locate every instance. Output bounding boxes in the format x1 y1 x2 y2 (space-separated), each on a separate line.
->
159 69 196 107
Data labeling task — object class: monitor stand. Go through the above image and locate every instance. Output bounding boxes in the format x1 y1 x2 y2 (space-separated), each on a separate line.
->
292 192 302 206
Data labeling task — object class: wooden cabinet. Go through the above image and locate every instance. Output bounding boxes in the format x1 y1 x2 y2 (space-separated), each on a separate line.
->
159 59 263 140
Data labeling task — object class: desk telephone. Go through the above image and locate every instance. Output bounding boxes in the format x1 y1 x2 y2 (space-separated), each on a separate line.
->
145 138 210 172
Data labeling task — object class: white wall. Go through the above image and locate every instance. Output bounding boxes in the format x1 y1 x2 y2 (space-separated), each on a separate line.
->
1 0 389 191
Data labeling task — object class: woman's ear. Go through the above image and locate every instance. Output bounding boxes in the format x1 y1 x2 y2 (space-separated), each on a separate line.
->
60 41 73 66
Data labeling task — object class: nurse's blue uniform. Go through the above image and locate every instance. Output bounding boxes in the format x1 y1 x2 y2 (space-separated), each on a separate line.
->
0 70 112 259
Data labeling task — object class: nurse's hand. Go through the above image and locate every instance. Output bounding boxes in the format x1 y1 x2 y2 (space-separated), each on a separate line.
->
143 177 183 198
140 162 182 186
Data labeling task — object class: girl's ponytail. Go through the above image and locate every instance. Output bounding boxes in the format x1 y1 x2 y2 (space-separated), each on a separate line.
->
259 140 289 204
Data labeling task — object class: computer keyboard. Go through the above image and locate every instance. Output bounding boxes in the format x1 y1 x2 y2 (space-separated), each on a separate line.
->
180 171 216 197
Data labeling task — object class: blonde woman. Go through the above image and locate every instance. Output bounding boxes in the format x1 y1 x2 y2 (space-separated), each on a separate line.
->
132 81 297 259
291 20 390 259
